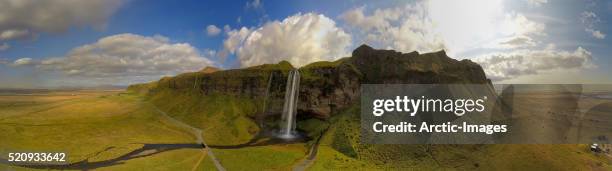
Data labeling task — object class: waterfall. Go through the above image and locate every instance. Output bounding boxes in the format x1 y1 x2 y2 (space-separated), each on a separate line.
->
280 69 300 139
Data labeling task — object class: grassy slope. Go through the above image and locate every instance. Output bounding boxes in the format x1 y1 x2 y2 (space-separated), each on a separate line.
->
146 88 260 146
309 105 612 170
0 91 204 170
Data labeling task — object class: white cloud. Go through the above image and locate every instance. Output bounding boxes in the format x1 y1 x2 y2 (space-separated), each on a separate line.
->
11 34 214 82
503 13 546 37
221 13 351 67
0 0 125 41
473 46 594 80
486 13 546 49
497 36 537 49
12 58 35 66
0 29 30 40
340 6 401 32
0 42 9 51
246 0 262 9
206 25 221 36
340 1 545 56
340 4 445 54
587 29 606 39
580 11 606 39
526 0 548 7
218 27 251 60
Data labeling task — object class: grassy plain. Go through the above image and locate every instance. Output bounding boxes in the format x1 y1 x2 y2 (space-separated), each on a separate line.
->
0 90 203 170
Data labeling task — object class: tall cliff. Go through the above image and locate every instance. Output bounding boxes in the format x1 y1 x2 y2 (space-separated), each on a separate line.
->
128 44 490 119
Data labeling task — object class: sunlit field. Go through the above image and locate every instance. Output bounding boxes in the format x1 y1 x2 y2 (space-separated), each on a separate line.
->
0 90 202 170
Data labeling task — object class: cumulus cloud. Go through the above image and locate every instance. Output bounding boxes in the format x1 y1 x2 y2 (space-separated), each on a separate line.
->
10 33 214 82
220 13 351 67
0 0 125 41
473 46 594 80
218 27 251 60
206 25 221 36
0 42 9 51
580 11 606 39
340 4 446 53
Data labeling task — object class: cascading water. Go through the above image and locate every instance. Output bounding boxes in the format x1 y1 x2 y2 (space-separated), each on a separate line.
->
279 69 300 139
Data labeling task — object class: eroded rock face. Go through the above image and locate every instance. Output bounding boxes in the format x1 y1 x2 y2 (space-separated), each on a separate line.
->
149 61 293 99
297 59 361 118
128 45 490 119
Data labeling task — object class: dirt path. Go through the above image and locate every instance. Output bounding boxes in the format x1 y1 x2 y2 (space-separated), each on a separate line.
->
149 103 226 171
292 141 320 171
292 125 329 171
191 149 208 171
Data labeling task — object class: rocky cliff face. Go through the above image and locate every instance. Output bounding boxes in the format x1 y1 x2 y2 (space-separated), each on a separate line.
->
297 44 489 118
297 58 361 118
128 44 490 119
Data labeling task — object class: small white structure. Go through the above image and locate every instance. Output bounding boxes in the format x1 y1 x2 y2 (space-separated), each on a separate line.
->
591 143 612 153
591 144 600 152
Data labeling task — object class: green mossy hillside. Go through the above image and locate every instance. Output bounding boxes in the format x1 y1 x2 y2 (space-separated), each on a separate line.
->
145 88 260 146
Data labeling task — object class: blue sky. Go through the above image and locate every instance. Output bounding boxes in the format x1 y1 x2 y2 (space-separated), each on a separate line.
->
0 0 610 88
